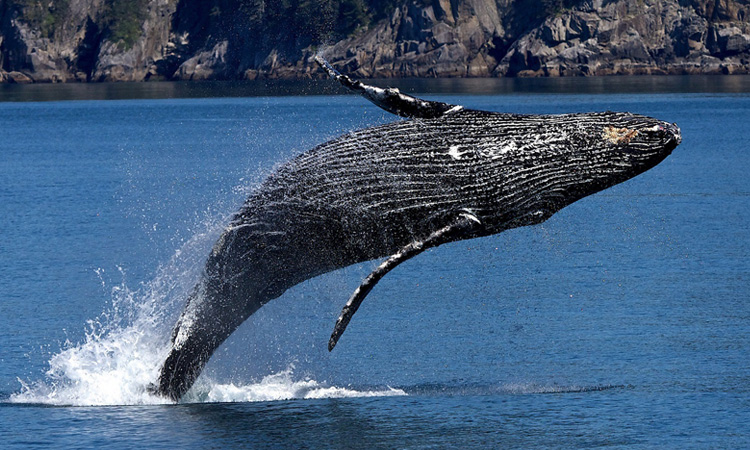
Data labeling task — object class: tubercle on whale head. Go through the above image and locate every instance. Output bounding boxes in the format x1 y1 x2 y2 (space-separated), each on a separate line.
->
590 116 681 195
624 120 681 148
484 114 681 230
582 116 681 205
604 118 681 173
654 121 682 148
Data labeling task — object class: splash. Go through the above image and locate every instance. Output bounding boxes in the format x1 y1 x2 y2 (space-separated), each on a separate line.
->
9 264 187 406
10 216 211 406
8 215 406 407
11 317 169 406
185 367 406 404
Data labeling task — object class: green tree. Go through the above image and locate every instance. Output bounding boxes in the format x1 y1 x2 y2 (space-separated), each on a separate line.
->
337 0 369 37
103 0 148 49
293 0 336 44
13 0 70 38
366 0 400 21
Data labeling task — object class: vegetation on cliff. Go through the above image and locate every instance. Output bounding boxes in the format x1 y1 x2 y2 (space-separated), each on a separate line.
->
1 0 749 82
103 0 150 49
10 0 146 48
12 0 70 39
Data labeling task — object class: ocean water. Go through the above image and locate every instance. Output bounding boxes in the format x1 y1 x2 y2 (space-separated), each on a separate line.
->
1 78 749 448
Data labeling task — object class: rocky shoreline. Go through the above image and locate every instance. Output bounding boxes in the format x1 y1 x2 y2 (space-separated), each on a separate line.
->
1 0 749 84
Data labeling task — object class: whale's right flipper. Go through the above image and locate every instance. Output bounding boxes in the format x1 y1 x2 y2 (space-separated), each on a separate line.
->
328 211 482 351
314 55 462 119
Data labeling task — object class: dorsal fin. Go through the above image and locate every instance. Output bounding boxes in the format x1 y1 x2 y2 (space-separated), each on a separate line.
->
314 56 463 119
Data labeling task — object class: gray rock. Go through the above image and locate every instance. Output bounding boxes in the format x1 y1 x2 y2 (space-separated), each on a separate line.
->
1 0 749 81
497 0 750 77
173 41 229 81
7 71 33 83
93 0 176 81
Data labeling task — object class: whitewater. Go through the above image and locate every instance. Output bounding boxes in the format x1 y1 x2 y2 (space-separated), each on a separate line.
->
9 215 405 407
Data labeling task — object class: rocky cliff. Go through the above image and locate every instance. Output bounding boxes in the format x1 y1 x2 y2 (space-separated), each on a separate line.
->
1 0 749 83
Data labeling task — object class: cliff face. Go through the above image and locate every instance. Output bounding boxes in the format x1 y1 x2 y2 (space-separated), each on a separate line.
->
0 0 177 82
1 0 749 83
497 0 750 76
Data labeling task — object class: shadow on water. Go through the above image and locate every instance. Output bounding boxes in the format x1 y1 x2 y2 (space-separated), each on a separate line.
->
404 381 629 397
1 75 750 102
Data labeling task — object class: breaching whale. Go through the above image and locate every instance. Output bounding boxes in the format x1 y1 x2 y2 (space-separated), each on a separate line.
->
154 57 681 401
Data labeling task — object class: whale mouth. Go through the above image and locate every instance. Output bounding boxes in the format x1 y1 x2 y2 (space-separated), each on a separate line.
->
633 121 681 156
661 122 682 148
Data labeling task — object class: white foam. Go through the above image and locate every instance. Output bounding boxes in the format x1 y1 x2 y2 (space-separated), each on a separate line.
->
186 367 406 404
9 281 173 406
8 215 406 407
10 218 211 406
10 299 406 406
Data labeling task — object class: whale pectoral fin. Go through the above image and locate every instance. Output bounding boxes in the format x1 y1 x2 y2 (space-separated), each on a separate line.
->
328 211 482 351
314 55 462 119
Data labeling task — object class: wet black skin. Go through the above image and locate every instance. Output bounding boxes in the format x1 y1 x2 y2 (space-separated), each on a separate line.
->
154 65 681 401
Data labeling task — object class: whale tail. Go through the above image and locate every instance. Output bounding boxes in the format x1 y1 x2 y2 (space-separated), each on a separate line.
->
153 216 323 401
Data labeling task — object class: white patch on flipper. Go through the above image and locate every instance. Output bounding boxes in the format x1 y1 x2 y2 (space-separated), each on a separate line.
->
363 85 389 101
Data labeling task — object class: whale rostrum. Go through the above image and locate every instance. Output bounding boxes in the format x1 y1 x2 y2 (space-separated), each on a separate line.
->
154 57 681 401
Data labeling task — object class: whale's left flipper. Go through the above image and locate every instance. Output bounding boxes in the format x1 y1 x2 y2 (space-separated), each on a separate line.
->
314 55 462 119
329 212 482 351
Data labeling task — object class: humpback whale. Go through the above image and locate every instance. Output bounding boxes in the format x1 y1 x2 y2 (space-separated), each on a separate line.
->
154 57 681 401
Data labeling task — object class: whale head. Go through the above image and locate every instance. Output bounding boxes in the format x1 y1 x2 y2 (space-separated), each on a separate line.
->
485 113 681 229
599 116 681 174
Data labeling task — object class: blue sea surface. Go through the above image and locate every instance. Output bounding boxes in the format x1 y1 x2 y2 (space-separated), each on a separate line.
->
1 79 749 448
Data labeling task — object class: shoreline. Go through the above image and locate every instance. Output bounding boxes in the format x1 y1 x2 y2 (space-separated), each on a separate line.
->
3 62 750 86
3 73 750 103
